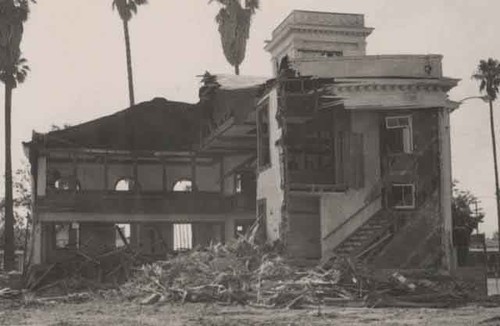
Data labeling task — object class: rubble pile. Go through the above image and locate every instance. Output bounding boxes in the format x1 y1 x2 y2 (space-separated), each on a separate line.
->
116 238 474 309
20 229 480 309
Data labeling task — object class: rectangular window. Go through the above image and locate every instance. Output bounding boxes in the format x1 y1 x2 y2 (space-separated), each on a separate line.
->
235 173 242 193
173 223 193 251
390 184 416 209
385 115 413 153
54 223 79 249
257 102 271 169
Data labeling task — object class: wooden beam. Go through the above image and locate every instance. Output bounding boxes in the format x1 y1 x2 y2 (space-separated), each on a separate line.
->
219 156 225 193
217 135 257 142
191 155 197 191
39 211 256 223
201 117 235 150
72 153 78 194
218 155 256 183
103 154 109 191
133 156 138 192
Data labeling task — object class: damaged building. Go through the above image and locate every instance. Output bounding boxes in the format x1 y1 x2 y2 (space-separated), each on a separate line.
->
24 10 459 271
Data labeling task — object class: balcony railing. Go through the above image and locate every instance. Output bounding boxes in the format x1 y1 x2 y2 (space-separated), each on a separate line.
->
38 190 255 215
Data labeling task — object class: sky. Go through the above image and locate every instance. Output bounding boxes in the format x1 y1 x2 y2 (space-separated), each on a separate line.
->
1 0 500 235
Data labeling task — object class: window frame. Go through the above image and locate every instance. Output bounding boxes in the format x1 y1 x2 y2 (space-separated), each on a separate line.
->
390 183 416 210
53 223 79 250
385 115 414 154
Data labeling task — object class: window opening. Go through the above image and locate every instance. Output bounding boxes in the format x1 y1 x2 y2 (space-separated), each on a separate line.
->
385 115 413 154
115 224 131 248
390 184 416 209
173 223 193 251
173 179 193 192
54 223 79 249
54 177 81 191
115 177 139 192
235 173 242 193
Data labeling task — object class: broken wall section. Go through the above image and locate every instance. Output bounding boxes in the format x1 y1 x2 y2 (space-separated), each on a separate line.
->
256 89 284 242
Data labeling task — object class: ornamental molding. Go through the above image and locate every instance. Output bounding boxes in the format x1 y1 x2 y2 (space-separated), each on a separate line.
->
265 25 372 52
290 26 372 37
331 82 453 94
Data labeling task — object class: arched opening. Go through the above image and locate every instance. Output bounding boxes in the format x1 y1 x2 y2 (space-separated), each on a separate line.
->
173 179 193 192
115 177 139 192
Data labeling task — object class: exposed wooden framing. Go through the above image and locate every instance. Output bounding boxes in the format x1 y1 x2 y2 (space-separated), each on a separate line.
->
161 157 167 192
218 155 256 183
72 153 78 194
205 146 256 152
216 135 256 142
219 156 225 193
103 154 109 191
191 155 197 191
39 211 256 223
200 117 235 150
40 147 220 159
47 157 215 167
132 156 138 191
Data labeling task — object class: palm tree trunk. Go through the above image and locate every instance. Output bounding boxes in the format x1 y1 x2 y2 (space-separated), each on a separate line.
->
235 64 240 75
123 19 135 107
489 99 500 252
4 82 15 271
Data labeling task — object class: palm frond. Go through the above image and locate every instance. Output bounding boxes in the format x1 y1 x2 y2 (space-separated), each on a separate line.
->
112 0 147 21
472 58 500 102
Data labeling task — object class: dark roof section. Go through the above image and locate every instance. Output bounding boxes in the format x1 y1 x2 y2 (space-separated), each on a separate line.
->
199 73 269 127
35 98 199 152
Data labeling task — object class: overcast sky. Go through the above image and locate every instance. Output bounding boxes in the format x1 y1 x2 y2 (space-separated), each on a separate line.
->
1 0 499 235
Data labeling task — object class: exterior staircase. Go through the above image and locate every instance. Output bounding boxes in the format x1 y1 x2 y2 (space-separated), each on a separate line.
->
332 209 395 259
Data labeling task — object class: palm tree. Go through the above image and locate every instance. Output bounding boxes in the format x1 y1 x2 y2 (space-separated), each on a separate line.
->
112 0 147 107
472 58 500 251
210 0 259 75
0 0 31 271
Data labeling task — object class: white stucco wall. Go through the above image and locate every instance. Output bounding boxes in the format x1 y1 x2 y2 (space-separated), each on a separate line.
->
256 89 284 241
320 111 382 252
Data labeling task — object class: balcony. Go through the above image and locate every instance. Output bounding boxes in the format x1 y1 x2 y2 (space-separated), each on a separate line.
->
38 190 255 215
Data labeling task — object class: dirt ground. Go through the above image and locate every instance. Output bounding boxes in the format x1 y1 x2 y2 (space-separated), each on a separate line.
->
2 300 500 326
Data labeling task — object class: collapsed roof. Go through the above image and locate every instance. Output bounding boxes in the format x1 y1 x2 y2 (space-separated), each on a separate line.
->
27 74 270 153
29 98 199 152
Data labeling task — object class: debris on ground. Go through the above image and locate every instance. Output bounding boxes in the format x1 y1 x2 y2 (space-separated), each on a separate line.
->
112 237 477 309
14 228 486 309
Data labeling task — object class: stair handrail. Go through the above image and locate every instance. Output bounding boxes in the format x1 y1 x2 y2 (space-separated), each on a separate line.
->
322 193 383 241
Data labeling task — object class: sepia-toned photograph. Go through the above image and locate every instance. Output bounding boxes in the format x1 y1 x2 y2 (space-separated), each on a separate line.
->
1 0 500 324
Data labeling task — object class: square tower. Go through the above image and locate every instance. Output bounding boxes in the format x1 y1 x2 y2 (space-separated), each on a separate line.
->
264 10 373 74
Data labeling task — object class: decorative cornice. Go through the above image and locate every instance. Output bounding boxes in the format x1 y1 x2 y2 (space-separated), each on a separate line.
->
265 25 373 52
331 81 457 94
